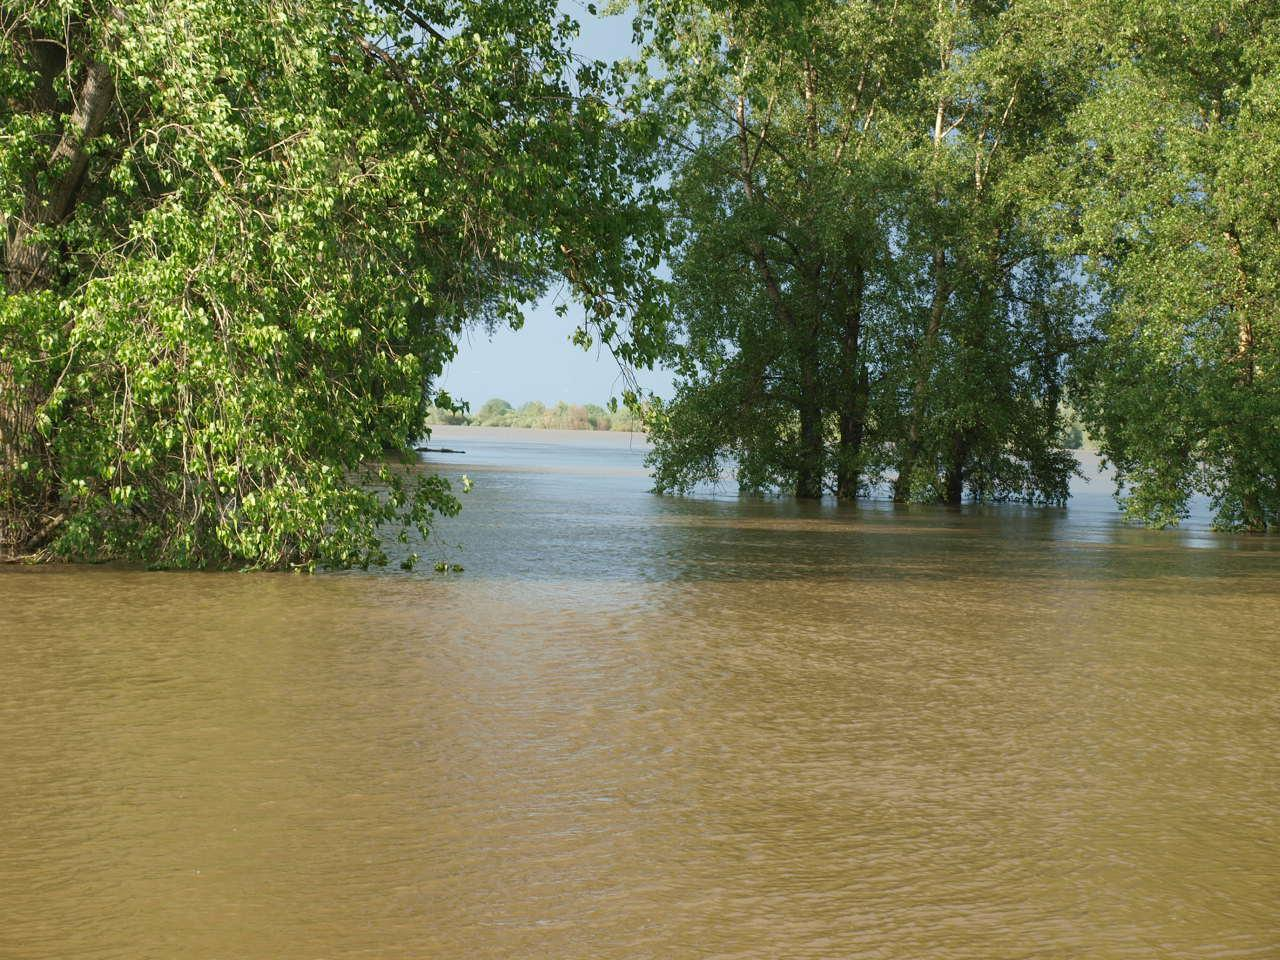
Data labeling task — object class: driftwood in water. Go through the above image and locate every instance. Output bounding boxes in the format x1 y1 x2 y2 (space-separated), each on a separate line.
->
415 446 466 454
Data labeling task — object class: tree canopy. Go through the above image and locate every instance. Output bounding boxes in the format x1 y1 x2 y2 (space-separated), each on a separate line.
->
1 0 665 567
1046 0 1280 530
3 0 1276 571
631 0 1278 529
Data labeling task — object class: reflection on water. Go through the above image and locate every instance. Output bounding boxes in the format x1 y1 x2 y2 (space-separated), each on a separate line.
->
2 427 1277 960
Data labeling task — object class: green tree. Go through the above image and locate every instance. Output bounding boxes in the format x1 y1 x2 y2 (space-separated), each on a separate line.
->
511 400 547 427
887 0 1087 505
1046 0 1280 530
637 0 933 498
1 0 665 566
473 398 515 426
636 0 1082 505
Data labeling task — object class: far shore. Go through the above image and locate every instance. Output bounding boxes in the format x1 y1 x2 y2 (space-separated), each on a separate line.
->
427 423 651 445
423 426 1119 502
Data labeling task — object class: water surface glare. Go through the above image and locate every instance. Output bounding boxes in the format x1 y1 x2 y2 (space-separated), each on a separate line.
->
2 427 1277 959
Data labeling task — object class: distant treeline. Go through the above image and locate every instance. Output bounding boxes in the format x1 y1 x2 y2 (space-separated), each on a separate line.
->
428 399 645 433
0 1 665 569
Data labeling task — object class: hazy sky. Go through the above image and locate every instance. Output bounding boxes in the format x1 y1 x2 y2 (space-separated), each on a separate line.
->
434 1 676 408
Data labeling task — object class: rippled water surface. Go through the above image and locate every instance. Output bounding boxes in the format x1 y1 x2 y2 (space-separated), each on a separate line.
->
2 427 1277 959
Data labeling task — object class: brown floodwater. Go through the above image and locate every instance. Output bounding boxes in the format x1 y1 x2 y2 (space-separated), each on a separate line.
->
2 427 1277 960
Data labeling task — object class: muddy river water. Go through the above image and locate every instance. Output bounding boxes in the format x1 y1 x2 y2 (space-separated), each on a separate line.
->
2 427 1276 959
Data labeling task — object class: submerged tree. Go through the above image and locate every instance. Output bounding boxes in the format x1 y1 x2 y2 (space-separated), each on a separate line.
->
637 0 1084 505
1047 0 1280 530
0 0 665 566
638 0 932 499
886 0 1088 505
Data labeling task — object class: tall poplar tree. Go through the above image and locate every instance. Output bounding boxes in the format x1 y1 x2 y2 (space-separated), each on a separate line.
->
638 0 1084 504
1049 0 1280 530
639 0 932 499
888 0 1086 504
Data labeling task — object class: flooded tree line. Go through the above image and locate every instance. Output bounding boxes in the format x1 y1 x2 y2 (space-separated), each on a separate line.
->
1 0 1276 569
636 0 1279 532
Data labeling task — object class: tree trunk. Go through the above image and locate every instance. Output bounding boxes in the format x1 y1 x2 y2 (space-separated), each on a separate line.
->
1 52 116 558
837 368 868 501
796 395 823 500
0 363 42 557
942 431 969 506
896 63 952 502
7 59 116 289
942 464 964 505
836 261 866 500
1225 225 1265 531
894 244 947 501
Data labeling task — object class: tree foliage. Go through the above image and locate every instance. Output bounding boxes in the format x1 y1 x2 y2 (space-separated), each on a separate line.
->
1 0 665 566
1043 0 1280 530
633 0 1086 505
633 0 1277 529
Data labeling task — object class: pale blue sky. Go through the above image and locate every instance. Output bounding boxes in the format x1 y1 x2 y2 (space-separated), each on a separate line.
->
435 1 676 409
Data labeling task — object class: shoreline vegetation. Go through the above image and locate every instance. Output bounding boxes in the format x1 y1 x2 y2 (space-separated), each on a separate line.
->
1 0 1274 570
427 399 647 433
